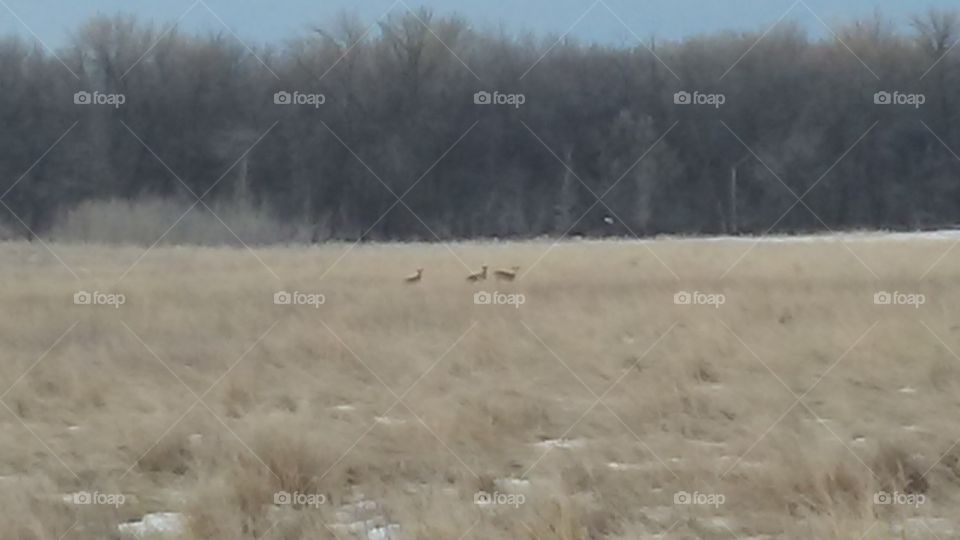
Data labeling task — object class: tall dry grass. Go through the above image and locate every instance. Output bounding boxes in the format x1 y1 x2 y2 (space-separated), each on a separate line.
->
48 198 315 246
0 236 958 539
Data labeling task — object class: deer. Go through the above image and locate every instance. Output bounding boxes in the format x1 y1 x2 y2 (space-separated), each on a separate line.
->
404 268 423 283
493 266 520 281
466 265 488 282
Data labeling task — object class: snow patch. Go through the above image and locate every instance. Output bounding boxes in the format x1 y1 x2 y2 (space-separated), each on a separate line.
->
607 462 648 471
331 520 400 540
532 438 586 450
335 499 379 522
637 229 960 245
368 524 401 540
495 478 531 490
118 512 185 538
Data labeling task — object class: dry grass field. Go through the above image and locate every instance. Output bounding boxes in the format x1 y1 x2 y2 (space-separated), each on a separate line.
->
2 235 960 539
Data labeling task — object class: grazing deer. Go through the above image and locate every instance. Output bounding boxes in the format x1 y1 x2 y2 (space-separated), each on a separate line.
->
466 265 488 282
404 268 423 283
493 266 520 281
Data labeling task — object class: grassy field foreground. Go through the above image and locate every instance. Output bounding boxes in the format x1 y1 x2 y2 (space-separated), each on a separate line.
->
1 237 960 539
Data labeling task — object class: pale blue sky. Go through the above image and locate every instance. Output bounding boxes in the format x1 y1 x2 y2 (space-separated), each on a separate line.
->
0 0 956 48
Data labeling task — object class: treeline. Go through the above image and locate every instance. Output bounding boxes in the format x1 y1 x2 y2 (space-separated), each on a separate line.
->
1 9 960 241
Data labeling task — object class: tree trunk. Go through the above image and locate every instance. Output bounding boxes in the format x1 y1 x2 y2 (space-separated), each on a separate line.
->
729 165 738 234
554 146 576 233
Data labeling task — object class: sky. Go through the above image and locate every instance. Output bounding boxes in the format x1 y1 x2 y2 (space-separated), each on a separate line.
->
0 0 956 48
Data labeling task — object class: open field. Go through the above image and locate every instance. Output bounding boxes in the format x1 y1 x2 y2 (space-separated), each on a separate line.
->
2 235 960 539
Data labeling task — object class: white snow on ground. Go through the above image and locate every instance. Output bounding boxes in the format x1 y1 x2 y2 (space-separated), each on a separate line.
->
332 404 357 411
266 490 400 540
715 456 765 469
105 469 955 540
532 438 587 450
335 499 379 522
355 228 960 248
494 478 532 491
117 512 185 538
685 438 726 448
633 229 960 244
367 524 401 540
328 492 400 540
607 461 650 471
330 519 401 540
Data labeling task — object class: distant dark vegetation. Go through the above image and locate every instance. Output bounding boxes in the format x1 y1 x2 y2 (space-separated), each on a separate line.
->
1 9 959 242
